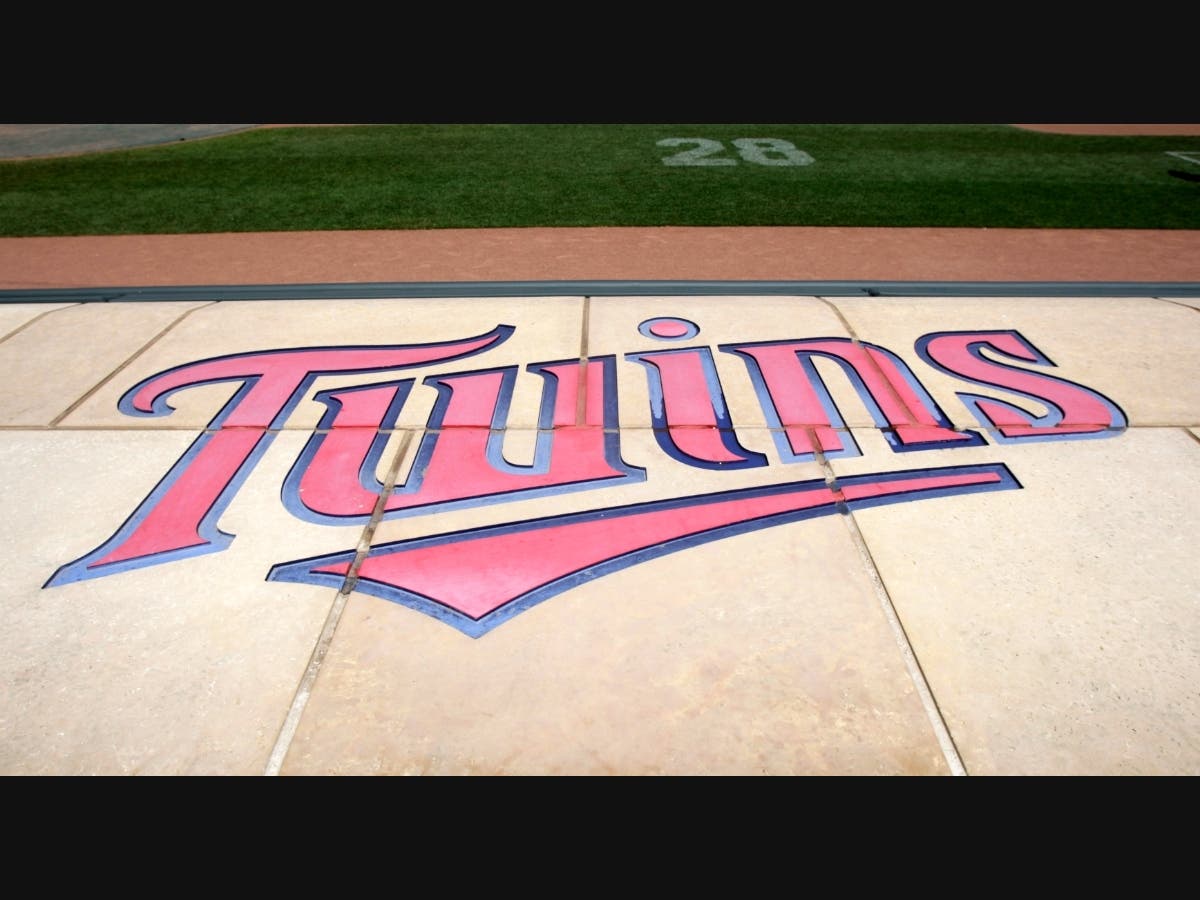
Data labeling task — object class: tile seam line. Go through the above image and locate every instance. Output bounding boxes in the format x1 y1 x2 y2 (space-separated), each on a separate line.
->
0 302 81 346
1159 297 1200 312
846 505 968 776
264 431 415 777
817 295 923 427
49 300 218 426
816 449 968 776
577 296 590 426
2 280 1200 302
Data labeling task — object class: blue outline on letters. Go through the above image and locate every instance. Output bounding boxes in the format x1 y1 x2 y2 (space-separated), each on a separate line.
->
368 354 646 522
268 462 1020 638
721 337 983 462
627 345 767 470
915 330 1128 444
638 316 701 342
44 327 514 588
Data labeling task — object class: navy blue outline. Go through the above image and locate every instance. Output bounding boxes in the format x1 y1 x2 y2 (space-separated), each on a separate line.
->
44 327 514 588
915 330 1129 444
115 328 513 420
627 346 767 470
638 316 701 342
361 354 646 522
720 341 860 462
268 462 1020 638
859 339 986 451
45 425 273 587
720 337 983 463
280 380 415 524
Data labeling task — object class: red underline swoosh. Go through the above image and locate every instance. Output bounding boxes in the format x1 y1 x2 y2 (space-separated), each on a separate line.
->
270 463 1018 637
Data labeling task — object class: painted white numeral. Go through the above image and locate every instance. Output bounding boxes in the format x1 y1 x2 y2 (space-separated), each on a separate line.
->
659 137 814 167
732 138 814 167
658 138 737 166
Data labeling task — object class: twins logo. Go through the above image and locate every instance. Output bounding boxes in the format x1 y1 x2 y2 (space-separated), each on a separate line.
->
44 317 1126 637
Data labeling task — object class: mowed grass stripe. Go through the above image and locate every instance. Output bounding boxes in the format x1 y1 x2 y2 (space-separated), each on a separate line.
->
0 124 1197 235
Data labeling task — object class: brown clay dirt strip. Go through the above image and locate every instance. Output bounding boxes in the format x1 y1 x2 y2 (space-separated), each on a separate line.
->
1 226 1198 290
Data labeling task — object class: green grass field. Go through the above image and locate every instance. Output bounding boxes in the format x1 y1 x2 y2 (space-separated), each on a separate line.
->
1 124 1197 236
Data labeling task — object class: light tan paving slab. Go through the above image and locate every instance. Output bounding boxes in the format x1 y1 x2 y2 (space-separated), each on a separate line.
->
1167 297 1200 310
828 426 1200 775
0 302 206 425
827 296 1200 428
587 295 866 430
280 428 952 775
0 429 367 775
0 303 74 340
62 298 585 430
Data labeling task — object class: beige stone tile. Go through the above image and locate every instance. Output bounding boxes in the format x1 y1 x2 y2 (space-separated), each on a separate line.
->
0 429 367 775
279 428 951 775
826 296 1200 429
0 303 74 340
0 302 205 425
830 296 1195 434
62 298 585 430
827 425 1200 774
586 296 870 431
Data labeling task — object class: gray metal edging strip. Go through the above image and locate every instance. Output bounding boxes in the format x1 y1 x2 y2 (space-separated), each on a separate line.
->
1 280 1199 304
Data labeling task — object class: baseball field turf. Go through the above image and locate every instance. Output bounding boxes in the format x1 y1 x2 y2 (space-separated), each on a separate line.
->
1 124 1197 236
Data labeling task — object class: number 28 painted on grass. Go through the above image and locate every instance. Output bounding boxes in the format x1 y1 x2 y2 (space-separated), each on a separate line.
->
658 138 814 167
